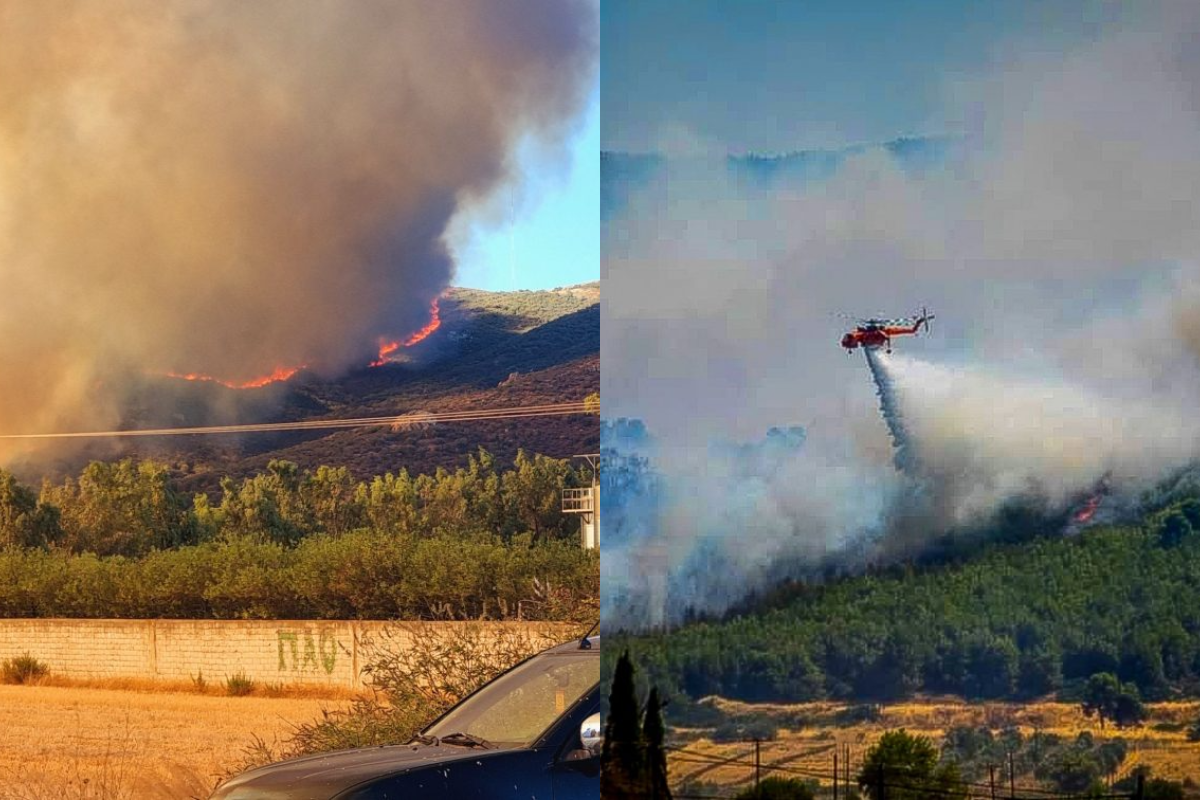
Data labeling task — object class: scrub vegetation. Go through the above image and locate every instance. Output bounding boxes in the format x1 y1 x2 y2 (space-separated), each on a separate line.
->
0 451 598 621
234 621 587 773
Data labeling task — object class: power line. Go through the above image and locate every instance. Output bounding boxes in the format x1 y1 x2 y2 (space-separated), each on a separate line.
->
665 745 1131 800
0 401 594 440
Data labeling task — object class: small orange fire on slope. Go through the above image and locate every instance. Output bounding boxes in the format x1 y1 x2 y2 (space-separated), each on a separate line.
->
370 297 442 367
163 364 306 390
1072 492 1102 524
1070 472 1112 527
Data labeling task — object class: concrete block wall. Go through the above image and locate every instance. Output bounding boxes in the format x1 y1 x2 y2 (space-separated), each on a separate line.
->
0 619 563 688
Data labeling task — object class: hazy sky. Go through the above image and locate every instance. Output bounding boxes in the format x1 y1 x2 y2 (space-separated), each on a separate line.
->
454 78 599 291
602 0 1134 154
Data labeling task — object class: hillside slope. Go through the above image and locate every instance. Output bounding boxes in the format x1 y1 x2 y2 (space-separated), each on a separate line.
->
612 494 1200 706
20 284 599 490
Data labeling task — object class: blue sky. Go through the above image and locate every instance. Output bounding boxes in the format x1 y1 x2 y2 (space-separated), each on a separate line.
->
602 0 1132 154
452 86 600 292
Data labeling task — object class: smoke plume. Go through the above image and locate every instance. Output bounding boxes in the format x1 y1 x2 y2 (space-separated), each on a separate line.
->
0 1 596 447
602 2 1200 628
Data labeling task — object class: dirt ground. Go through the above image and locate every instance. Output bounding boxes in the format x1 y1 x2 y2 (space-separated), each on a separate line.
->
671 699 1200 796
0 683 351 800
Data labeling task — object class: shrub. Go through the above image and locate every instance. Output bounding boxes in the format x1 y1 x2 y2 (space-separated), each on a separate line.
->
733 777 816 800
225 671 255 697
1187 716 1200 742
711 716 778 743
834 704 883 726
1 653 49 684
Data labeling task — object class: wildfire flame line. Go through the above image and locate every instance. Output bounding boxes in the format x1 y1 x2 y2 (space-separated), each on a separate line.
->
162 365 306 390
159 295 444 387
0 401 592 439
371 297 442 367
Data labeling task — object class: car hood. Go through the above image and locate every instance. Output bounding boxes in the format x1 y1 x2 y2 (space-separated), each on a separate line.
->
210 742 525 800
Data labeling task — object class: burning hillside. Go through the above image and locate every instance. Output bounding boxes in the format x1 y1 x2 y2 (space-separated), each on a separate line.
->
0 1 596 451
159 294 445 387
371 298 443 367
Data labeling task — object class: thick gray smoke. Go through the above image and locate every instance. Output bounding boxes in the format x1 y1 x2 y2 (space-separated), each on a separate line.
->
0 1 596 452
602 2 1200 629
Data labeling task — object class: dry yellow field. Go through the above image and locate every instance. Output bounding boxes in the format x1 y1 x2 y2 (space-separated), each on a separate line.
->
670 700 1200 795
0 683 352 800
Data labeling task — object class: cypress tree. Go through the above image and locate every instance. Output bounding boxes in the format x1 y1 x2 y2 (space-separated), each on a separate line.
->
644 686 673 799
602 651 645 799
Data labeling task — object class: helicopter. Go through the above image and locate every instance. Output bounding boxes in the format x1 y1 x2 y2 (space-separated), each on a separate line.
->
840 308 934 354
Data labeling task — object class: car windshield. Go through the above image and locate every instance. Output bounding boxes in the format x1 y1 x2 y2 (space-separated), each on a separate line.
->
425 650 598 747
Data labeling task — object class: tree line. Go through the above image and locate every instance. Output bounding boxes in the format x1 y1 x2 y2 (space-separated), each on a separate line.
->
0 450 598 620
609 494 1200 704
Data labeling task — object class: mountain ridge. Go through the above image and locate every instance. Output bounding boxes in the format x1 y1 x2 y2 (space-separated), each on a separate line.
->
13 283 599 493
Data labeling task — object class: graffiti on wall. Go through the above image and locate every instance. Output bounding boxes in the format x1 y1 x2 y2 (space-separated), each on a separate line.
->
277 629 339 674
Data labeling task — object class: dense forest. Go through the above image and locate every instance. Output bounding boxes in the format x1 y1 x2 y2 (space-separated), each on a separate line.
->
0 450 598 620
609 490 1200 704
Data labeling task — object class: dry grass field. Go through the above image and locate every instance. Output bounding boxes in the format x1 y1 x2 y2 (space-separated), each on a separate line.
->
670 699 1200 796
0 682 354 799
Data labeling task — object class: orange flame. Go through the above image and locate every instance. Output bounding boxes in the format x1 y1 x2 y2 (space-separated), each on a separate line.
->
163 297 441 383
163 364 305 389
370 297 442 367
1072 493 1102 524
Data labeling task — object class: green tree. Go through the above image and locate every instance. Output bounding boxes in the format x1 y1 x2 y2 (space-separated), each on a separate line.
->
602 651 645 800
963 635 1019 699
1037 748 1102 794
0 470 59 549
857 730 966 800
360 470 421 535
1081 672 1146 730
1144 778 1186 800
1017 642 1063 697
210 460 313 545
301 465 364 537
1160 510 1193 547
42 459 194 556
1119 635 1169 700
502 450 571 542
644 686 672 800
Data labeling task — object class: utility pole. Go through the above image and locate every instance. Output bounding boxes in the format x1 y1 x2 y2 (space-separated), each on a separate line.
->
989 763 997 800
561 454 600 549
753 737 761 798
1009 750 1016 799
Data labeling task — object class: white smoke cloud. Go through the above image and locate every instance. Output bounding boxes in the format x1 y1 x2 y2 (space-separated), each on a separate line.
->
884 352 1200 523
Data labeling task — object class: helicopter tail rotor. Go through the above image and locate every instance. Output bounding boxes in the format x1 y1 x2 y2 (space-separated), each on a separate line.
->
919 306 935 333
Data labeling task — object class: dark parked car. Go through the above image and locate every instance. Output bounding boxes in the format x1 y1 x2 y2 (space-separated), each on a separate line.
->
210 635 601 799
